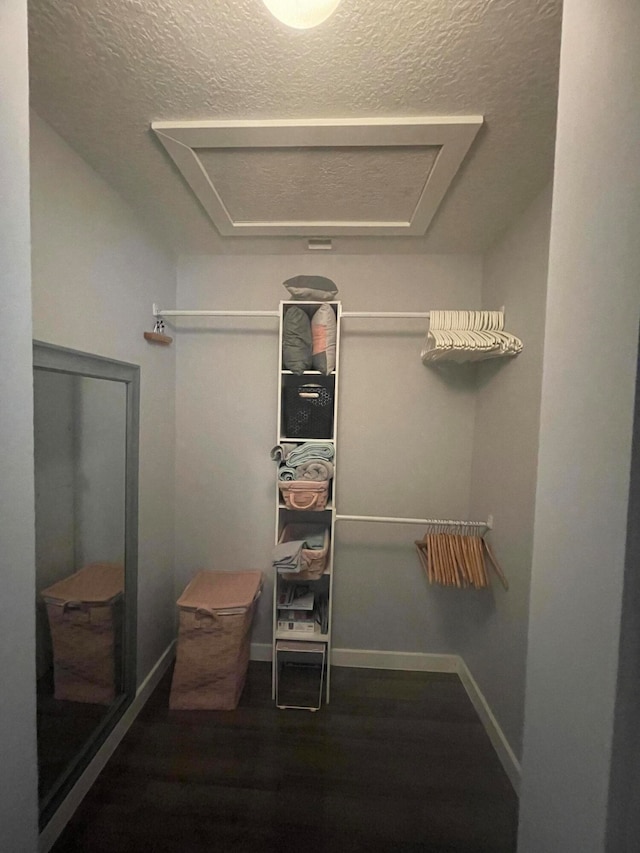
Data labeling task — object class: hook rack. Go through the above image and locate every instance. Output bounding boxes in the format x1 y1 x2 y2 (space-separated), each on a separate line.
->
144 311 173 344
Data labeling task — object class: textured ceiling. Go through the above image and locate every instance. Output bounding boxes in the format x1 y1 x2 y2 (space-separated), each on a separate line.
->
200 148 437 222
196 146 440 223
28 0 563 256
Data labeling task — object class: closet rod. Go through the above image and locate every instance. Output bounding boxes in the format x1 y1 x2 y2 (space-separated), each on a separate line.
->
152 305 431 320
335 514 491 529
342 311 430 319
153 305 278 318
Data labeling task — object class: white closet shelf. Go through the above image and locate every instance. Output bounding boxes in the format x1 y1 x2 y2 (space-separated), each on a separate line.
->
277 568 332 580
279 437 335 444
273 300 340 708
278 501 334 511
275 627 331 642
281 370 336 376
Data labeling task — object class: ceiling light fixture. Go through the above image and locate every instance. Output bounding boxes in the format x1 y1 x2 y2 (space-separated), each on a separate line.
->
262 0 341 29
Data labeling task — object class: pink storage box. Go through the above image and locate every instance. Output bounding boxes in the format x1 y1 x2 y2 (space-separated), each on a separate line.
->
170 570 263 711
41 562 124 705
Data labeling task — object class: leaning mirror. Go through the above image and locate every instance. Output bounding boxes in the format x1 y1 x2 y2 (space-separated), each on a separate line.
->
33 341 139 828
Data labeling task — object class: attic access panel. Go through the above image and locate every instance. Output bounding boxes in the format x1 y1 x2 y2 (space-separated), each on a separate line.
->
151 117 483 238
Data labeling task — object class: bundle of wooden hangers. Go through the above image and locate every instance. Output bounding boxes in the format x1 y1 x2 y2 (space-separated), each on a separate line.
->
421 310 523 363
414 524 508 590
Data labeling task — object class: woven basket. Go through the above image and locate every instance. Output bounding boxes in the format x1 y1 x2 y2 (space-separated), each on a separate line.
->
170 570 263 711
279 524 330 580
278 480 329 511
41 563 124 705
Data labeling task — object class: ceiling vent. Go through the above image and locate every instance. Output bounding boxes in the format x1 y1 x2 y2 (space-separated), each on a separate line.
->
151 117 482 238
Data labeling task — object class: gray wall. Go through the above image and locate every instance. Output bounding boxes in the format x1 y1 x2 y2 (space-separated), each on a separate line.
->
0 0 39 849
33 371 76 678
33 373 127 678
607 336 640 851
30 114 177 683
175 254 482 650
518 1 640 850
33 371 76 590
33 374 127 587
75 376 127 567
465 186 551 761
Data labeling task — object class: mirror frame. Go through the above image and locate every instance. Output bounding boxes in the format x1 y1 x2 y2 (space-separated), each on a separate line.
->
33 341 139 828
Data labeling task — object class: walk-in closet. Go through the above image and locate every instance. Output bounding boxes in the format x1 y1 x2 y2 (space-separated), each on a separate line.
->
4 2 640 852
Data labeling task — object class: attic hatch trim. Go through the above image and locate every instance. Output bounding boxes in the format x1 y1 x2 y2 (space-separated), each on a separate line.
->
151 116 483 237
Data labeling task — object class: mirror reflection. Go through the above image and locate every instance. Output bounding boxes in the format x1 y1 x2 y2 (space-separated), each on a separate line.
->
34 369 127 807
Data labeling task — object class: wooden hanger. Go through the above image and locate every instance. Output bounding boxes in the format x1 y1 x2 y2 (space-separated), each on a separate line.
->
415 530 506 590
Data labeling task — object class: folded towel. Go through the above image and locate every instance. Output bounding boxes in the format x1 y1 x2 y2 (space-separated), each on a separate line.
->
270 443 298 463
272 539 307 573
278 466 297 481
286 442 334 467
295 460 334 481
302 529 326 550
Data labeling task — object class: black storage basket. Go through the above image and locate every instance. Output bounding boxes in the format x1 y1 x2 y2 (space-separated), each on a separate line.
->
284 376 334 438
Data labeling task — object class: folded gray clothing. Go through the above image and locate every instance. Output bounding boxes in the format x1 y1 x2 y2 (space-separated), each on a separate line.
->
295 460 334 481
270 443 298 462
272 539 307 573
286 442 334 467
278 466 297 481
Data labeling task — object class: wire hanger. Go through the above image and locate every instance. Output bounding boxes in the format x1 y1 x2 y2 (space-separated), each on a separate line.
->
421 310 522 364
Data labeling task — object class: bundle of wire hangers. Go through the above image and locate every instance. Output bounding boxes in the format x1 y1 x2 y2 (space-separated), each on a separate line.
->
421 310 523 364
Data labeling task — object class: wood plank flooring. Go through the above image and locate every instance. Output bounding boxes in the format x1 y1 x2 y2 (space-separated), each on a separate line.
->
51 662 518 853
37 670 109 803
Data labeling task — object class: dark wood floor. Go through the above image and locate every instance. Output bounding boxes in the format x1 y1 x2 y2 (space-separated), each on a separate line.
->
51 662 518 853
37 670 109 802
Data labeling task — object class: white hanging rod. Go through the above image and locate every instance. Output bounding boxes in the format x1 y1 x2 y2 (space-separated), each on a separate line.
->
152 304 431 320
153 304 278 318
153 305 506 322
335 514 491 530
342 311 430 319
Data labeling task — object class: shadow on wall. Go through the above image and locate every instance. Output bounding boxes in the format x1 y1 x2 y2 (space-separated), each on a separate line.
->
334 539 498 653
424 361 480 392
473 357 512 390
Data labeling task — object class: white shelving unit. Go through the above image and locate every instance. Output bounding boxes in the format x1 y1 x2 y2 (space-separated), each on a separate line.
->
272 301 341 706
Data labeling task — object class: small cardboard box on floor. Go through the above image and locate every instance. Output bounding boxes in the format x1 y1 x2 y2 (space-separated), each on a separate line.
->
170 569 263 711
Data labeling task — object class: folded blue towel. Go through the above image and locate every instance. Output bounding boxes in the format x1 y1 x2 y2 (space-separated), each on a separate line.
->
295 460 334 481
278 466 297 481
270 443 298 463
286 442 334 467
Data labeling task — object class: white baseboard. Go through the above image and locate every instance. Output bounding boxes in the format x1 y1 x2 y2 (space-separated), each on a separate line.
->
251 644 459 674
456 657 521 794
331 648 459 672
39 640 177 853
38 639 519 848
253 643 519 793
250 642 273 661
